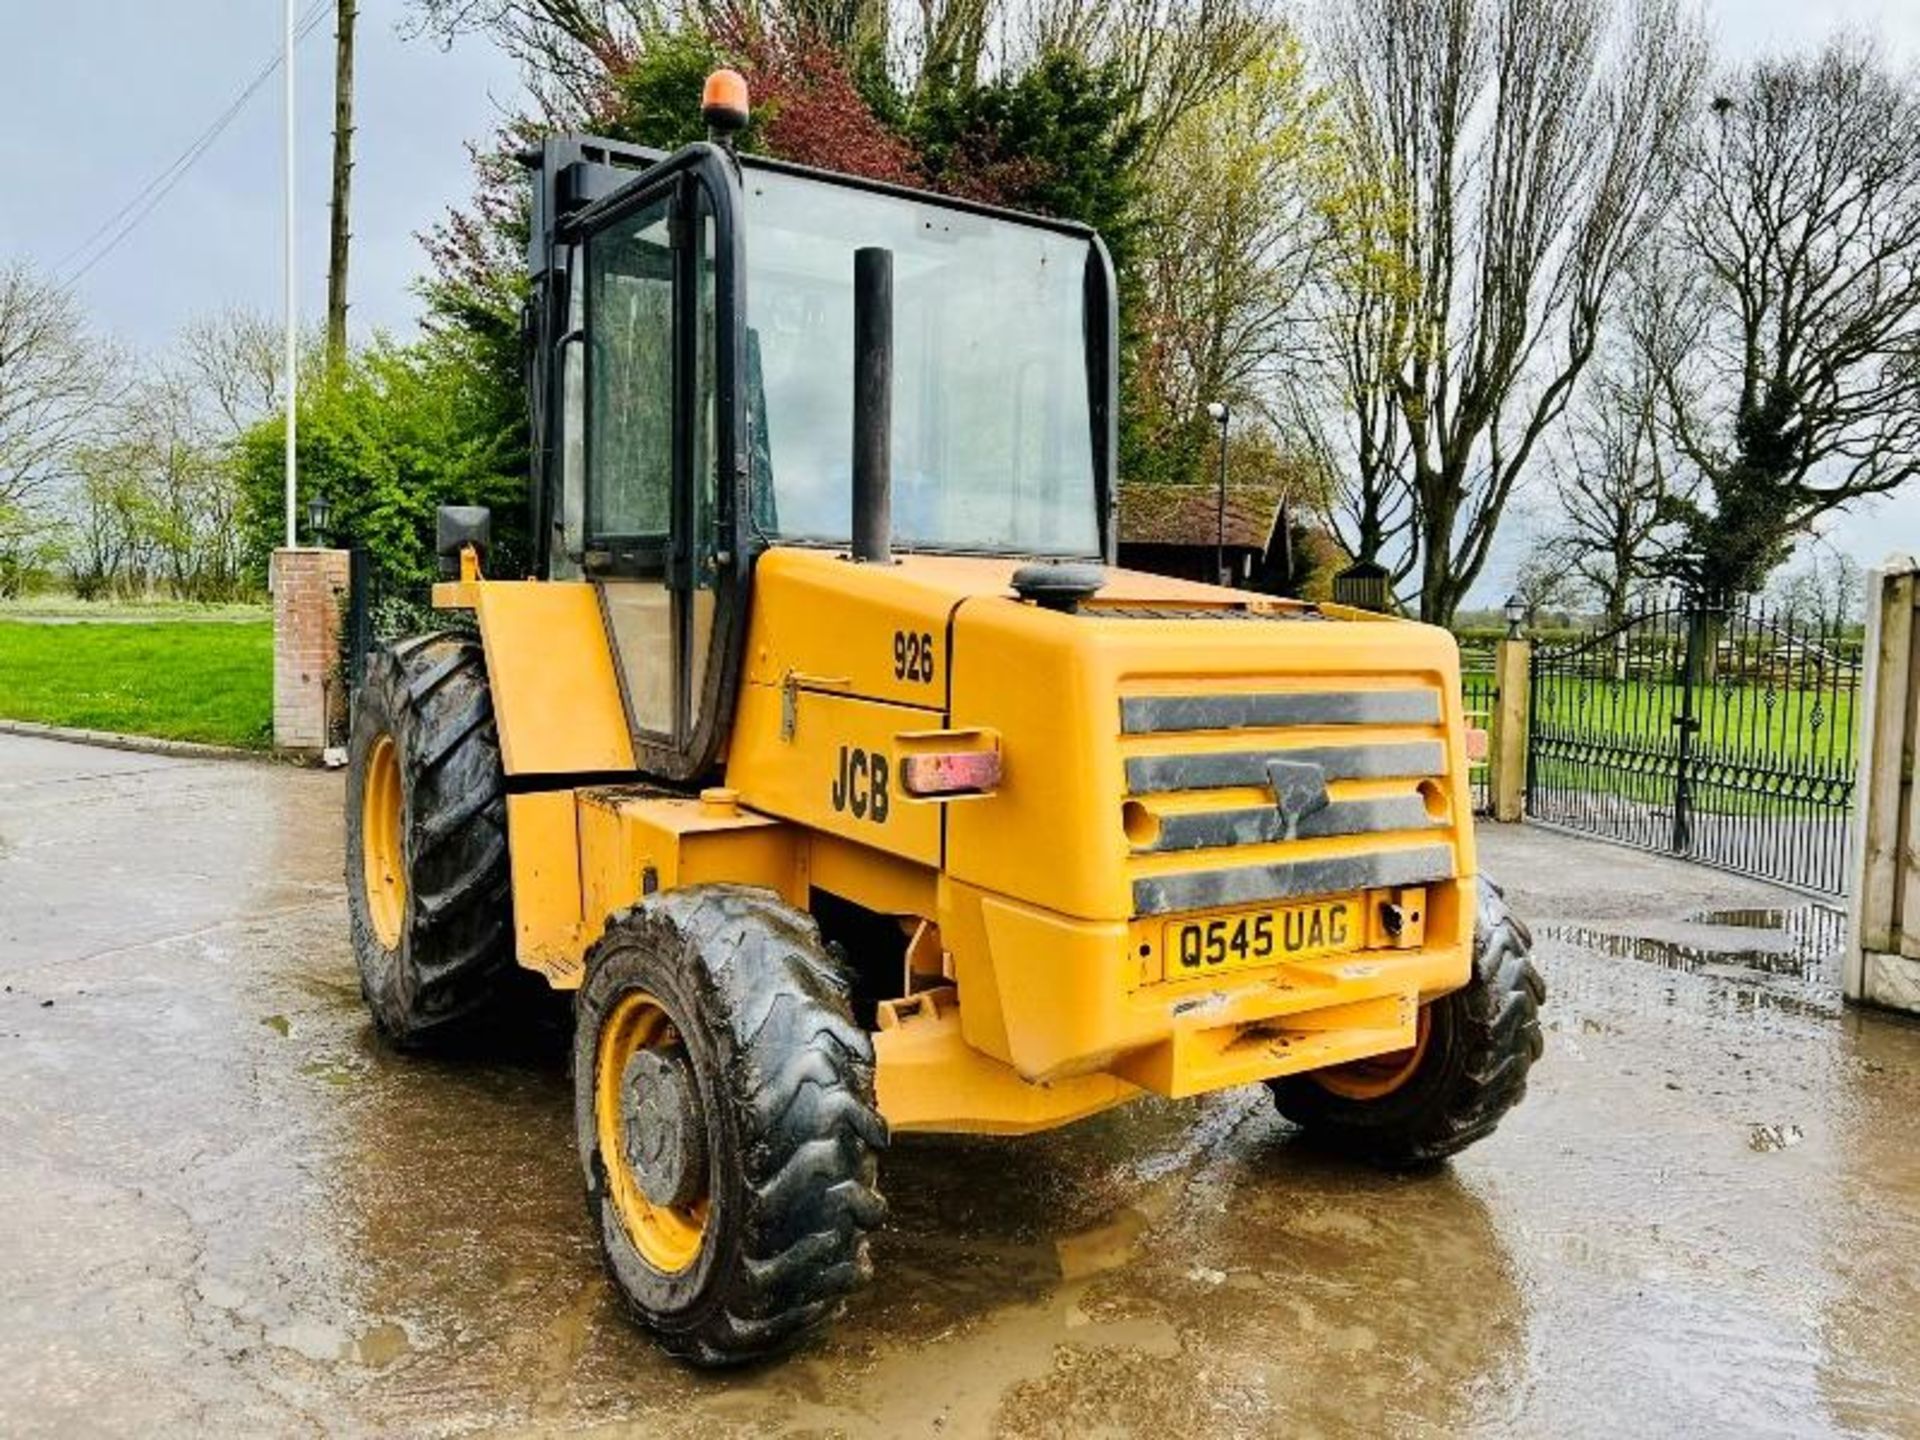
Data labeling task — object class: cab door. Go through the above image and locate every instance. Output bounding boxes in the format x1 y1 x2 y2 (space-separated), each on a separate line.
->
578 175 724 763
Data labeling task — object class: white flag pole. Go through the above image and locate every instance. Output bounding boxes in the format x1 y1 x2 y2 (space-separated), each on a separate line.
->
283 0 298 549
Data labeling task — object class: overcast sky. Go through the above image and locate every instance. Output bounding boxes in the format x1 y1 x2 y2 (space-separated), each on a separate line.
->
0 1 520 352
1 1 1916 599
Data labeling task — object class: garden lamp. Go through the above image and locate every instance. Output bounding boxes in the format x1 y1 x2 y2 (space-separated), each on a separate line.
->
307 492 333 548
1504 592 1527 638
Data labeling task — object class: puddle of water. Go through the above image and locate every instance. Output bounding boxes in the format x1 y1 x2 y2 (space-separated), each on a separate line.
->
1056 1206 1150 1280
354 1320 412 1368
1052 1176 1181 1280
1548 927 1820 980
1692 905 1849 962
1549 904 1846 982
1543 903 1847 1021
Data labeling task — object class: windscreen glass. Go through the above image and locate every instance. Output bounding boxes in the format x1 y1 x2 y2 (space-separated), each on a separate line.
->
742 167 1099 555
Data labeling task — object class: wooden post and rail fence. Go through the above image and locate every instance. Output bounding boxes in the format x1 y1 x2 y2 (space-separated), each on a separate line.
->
1848 555 1920 1015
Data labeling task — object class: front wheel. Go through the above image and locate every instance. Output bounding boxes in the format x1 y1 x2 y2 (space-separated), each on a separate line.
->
1268 876 1545 1168
574 887 888 1367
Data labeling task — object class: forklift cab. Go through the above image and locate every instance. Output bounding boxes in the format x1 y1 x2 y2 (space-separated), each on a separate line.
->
522 133 1121 782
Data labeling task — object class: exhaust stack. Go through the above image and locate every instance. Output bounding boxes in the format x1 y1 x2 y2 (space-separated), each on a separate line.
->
851 245 893 565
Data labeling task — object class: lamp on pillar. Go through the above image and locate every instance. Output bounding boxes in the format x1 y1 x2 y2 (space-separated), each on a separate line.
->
307 492 333 549
1504 591 1527 639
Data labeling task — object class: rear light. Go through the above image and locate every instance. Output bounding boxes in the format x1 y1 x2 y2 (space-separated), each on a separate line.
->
900 750 1002 797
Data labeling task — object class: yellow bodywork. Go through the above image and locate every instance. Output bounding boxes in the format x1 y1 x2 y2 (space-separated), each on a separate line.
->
436 550 1478 1135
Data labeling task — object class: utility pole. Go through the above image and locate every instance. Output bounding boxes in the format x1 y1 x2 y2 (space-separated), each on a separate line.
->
326 0 357 372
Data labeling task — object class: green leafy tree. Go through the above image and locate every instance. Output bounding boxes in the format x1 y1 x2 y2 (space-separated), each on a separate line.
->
236 336 527 593
1128 31 1328 490
910 54 1145 256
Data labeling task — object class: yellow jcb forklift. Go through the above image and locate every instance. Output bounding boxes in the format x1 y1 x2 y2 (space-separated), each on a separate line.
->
346 72 1544 1366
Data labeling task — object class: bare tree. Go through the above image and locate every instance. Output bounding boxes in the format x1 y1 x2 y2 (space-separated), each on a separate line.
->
0 265 116 520
1315 0 1705 624
413 0 1265 141
1768 543 1865 635
1510 534 1581 625
407 1 661 119
1015 0 1268 164
133 372 240 599
177 308 287 439
64 442 152 599
1658 40 1920 597
1292 186 1418 590
1546 286 1689 625
57 366 252 602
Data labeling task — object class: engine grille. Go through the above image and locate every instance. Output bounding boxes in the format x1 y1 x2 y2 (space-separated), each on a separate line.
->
1121 683 1457 918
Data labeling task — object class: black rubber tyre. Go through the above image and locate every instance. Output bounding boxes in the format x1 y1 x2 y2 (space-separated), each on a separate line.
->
1268 876 1545 1168
345 633 515 1048
574 887 888 1367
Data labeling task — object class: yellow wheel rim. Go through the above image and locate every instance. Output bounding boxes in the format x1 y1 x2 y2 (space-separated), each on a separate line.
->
361 734 406 950
1312 1005 1433 1102
595 990 710 1274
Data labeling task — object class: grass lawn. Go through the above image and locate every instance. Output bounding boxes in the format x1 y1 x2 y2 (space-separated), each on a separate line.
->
0 618 275 749
0 593 268 624
1526 673 1857 818
1531 675 1856 762
1456 662 1859 820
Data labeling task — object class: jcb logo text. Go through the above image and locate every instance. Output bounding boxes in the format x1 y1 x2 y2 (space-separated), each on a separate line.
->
831 745 890 823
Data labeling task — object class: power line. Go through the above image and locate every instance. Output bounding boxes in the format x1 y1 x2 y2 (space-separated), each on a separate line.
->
55 0 334 286
56 0 334 280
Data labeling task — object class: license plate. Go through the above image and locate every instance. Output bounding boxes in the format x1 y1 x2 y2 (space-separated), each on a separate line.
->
1165 898 1361 977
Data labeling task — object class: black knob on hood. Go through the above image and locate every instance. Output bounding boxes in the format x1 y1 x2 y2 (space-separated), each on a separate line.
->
1010 561 1107 612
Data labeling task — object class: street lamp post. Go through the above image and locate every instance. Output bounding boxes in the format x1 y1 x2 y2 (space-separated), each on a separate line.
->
1206 401 1229 586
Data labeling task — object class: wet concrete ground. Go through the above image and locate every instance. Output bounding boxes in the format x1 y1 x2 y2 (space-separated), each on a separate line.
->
3 731 1919 1438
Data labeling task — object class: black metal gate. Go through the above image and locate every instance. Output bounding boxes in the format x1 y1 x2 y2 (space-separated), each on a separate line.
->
1460 643 1496 816
1526 595 1861 895
340 550 444 702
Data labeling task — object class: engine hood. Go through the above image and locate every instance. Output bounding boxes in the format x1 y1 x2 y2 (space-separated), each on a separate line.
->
728 547 1472 925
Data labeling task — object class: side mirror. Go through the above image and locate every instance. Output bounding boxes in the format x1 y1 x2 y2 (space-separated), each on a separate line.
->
437 505 492 579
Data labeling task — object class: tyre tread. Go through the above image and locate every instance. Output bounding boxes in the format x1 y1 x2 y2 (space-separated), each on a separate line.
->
346 633 516 1047
1268 875 1545 1168
579 888 887 1368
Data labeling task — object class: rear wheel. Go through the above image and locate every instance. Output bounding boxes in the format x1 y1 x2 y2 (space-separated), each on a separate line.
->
575 887 887 1367
1268 876 1545 1168
346 633 515 1048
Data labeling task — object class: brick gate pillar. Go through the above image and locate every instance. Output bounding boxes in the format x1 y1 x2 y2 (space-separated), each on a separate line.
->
272 547 350 755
